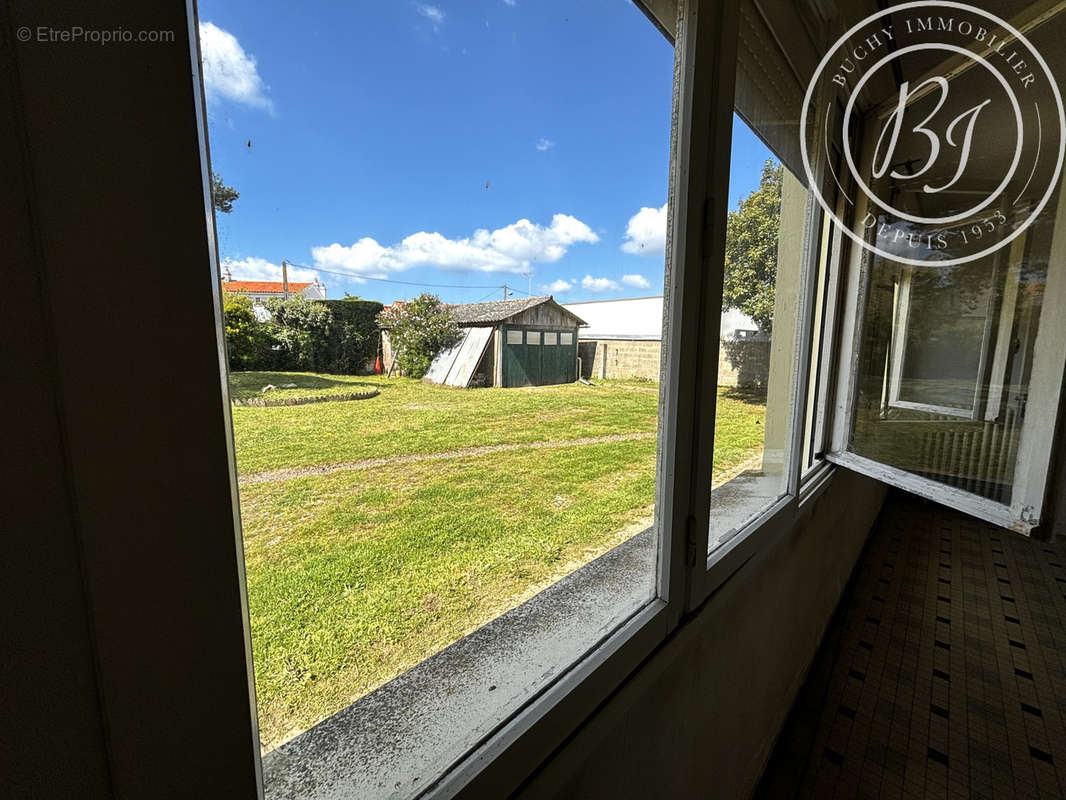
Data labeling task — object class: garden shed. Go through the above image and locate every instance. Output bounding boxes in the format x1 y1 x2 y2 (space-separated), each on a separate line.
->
424 296 586 388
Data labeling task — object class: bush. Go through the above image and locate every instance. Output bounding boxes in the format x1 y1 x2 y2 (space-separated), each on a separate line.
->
318 299 384 374
263 295 333 371
377 294 461 378
222 291 270 370
221 293 383 374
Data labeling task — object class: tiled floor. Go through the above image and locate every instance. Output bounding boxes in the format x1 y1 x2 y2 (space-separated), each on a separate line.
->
757 491 1066 799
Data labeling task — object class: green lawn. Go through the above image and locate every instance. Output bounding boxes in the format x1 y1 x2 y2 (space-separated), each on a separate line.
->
230 373 765 749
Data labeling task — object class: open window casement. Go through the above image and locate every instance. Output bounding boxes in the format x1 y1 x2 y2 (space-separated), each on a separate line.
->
822 1 1066 535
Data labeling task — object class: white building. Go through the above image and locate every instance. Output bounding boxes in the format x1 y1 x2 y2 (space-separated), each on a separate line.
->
561 295 757 381
221 265 326 314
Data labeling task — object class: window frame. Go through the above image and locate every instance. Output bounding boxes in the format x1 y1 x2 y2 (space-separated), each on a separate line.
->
683 47 842 609
883 263 999 420
169 0 840 796
825 99 1066 535
424 1 741 795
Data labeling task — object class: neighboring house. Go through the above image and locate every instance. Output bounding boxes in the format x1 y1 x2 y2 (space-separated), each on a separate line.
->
562 296 759 383
221 266 326 304
383 296 587 388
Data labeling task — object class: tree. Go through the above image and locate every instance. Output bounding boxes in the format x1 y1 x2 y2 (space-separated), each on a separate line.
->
264 295 333 371
376 294 461 378
211 172 239 214
723 158 782 334
221 291 269 369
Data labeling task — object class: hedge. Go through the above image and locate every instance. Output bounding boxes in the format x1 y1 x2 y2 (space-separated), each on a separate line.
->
317 299 383 374
222 294 383 375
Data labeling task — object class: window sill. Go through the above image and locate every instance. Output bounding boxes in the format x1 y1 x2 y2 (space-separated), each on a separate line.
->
262 526 658 800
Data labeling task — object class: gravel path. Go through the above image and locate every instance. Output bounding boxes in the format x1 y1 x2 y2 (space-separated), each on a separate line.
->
238 431 658 486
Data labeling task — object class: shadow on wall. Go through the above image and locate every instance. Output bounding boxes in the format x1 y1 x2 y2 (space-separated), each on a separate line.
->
722 338 771 392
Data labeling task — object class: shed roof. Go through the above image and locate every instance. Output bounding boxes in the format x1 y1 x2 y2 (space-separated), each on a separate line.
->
446 296 586 326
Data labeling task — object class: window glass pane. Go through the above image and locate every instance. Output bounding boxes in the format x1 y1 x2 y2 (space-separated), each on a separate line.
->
205 2 672 794
709 113 817 554
560 332 573 345
842 7 1066 505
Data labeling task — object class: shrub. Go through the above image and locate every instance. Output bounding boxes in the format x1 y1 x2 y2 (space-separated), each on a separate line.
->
318 299 384 374
377 294 461 378
221 293 383 374
264 295 333 371
222 291 270 370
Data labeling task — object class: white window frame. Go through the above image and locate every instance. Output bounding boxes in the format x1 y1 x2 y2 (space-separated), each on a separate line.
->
680 22 843 609
377 1 740 795
883 262 1000 420
826 113 1066 534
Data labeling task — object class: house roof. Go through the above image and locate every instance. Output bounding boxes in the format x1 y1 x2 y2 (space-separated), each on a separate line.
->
445 296 586 326
223 280 313 294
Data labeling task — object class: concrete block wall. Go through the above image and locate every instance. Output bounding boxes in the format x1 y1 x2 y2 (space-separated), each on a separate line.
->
579 338 745 387
579 339 662 381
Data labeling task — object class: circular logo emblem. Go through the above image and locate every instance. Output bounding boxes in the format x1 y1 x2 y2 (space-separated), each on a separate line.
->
801 1 1065 267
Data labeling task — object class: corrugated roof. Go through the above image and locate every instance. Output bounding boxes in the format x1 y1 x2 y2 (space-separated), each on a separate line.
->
446 296 585 325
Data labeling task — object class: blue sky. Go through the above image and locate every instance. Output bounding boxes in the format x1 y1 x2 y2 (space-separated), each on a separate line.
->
200 0 771 303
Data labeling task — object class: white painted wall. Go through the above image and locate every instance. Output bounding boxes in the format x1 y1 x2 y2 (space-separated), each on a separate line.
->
563 296 756 340
563 296 664 340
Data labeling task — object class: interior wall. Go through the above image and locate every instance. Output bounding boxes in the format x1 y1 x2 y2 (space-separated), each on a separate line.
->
3 0 261 795
517 469 887 799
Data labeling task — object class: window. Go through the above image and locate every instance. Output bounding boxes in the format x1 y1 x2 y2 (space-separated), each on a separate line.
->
821 1 1066 532
885 262 998 418
203 2 676 796
560 331 573 345
190 0 1066 794
706 120 824 553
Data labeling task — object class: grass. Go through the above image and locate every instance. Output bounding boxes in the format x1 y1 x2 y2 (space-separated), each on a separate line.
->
231 375 660 475
230 372 766 748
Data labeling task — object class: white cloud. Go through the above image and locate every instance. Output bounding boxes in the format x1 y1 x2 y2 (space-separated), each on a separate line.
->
222 256 319 284
198 22 274 113
620 203 667 255
581 275 621 293
535 138 555 152
621 273 651 289
416 3 445 29
312 214 599 278
541 279 573 293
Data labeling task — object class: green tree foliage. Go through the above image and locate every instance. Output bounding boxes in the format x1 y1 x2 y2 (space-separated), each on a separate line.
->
221 291 382 374
264 295 333 371
318 299 384 374
211 172 240 214
377 294 461 378
723 158 782 334
221 291 270 369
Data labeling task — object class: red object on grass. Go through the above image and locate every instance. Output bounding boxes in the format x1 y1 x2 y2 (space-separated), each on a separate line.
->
374 356 383 374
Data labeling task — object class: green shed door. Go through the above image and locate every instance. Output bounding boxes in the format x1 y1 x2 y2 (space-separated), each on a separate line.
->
525 330 544 385
503 328 578 387
502 328 531 387
559 330 577 383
